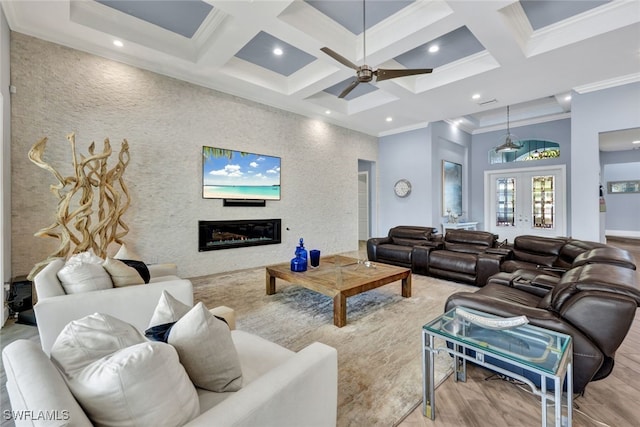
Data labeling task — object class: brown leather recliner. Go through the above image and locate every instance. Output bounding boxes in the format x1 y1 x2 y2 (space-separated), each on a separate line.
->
423 229 503 286
367 226 440 275
499 236 635 276
444 263 640 393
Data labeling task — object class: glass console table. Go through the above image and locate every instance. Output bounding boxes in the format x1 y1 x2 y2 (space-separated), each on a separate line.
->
422 307 573 427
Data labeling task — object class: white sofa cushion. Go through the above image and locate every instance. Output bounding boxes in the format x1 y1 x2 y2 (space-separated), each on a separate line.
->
57 252 112 294
168 303 243 392
51 313 200 427
103 257 145 287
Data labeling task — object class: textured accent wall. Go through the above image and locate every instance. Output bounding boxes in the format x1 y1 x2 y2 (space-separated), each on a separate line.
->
10 33 377 278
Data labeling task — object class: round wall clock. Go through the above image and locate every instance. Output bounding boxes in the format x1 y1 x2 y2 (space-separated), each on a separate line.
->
393 179 412 198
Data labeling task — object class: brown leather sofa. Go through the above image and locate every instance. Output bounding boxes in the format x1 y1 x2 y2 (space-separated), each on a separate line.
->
422 229 503 286
366 226 440 275
445 262 640 393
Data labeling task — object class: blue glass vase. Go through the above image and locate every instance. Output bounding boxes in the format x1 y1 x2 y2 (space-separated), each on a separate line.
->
291 238 308 271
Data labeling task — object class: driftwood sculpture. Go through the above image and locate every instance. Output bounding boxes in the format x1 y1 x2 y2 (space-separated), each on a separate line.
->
27 132 131 279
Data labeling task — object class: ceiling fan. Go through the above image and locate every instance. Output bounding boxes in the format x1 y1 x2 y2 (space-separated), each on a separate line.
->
321 0 433 99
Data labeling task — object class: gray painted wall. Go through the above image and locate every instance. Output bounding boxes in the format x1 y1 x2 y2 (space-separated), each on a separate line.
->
377 122 471 236
377 127 433 235
571 82 640 241
10 33 377 278
601 152 640 236
430 121 471 231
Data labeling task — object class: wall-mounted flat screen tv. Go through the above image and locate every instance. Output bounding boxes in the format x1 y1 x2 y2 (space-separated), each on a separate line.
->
202 146 281 200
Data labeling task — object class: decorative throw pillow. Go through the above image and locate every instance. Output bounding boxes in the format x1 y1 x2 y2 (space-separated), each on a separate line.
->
166 302 243 392
57 252 112 294
51 313 147 373
147 290 192 329
102 258 145 287
51 313 200 427
114 243 143 262
119 259 151 283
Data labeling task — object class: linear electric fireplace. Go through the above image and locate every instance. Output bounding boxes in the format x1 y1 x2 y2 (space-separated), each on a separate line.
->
198 219 281 251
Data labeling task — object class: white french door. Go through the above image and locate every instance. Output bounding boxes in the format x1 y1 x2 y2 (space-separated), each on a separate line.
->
485 165 566 243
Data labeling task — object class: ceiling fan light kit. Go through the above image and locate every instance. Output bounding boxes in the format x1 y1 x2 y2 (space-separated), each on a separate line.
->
321 0 433 99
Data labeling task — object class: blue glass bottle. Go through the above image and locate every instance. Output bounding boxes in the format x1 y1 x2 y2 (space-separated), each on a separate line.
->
291 238 308 271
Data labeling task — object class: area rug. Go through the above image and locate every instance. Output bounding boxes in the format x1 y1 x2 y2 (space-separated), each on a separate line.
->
191 267 470 427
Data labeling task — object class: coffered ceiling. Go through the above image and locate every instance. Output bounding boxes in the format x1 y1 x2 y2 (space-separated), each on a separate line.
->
3 0 640 138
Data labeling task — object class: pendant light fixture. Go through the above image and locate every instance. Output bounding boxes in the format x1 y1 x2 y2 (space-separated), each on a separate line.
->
494 105 522 153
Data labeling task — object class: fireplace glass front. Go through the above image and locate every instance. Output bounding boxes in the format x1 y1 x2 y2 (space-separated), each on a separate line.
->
198 219 281 251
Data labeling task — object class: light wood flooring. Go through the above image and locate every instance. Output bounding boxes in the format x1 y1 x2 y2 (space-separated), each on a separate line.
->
398 237 640 427
1 238 638 427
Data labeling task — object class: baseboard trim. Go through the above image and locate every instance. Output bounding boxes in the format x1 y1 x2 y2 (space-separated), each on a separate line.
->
605 230 640 239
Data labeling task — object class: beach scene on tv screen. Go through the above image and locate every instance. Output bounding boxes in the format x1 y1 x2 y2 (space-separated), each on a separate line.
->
203 146 281 200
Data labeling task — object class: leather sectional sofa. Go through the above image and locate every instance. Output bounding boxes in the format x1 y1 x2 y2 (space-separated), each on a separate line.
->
368 229 636 286
369 227 639 394
366 226 440 275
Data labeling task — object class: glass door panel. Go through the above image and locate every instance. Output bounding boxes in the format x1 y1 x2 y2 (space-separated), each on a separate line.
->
486 166 565 243
496 177 516 227
531 175 555 229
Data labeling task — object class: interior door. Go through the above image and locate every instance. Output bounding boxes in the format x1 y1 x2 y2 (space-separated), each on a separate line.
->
486 166 565 243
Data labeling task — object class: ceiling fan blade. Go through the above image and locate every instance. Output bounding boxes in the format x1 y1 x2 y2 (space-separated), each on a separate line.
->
375 68 433 82
321 47 359 71
338 80 360 99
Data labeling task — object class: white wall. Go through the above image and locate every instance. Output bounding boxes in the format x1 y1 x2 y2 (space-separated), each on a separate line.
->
571 82 640 242
10 33 377 278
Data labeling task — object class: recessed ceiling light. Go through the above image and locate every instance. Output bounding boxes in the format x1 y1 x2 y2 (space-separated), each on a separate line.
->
564 95 572 101
386 117 393 122
428 45 439 53
633 140 640 144
273 48 283 56
113 40 123 47
472 93 481 100
325 110 331 115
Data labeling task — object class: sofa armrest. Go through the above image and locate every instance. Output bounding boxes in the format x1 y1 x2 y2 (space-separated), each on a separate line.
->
34 279 193 356
476 253 504 287
511 275 558 297
366 237 392 261
3 340 93 427
184 342 338 427
148 262 178 278
411 244 441 276
209 306 236 330
486 247 512 257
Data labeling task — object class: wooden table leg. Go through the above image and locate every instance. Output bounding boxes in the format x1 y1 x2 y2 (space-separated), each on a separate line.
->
266 270 276 295
402 272 412 298
333 293 347 327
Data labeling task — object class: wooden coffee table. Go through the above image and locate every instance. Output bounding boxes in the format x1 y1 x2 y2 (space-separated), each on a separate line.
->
265 255 411 327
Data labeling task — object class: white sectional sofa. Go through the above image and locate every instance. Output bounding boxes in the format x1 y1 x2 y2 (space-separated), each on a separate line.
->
32 258 195 355
4 334 338 427
4 258 339 426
